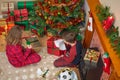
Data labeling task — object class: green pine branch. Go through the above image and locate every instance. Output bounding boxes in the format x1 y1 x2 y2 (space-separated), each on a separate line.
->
96 5 111 22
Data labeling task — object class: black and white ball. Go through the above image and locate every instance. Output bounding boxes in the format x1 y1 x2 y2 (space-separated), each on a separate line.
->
58 69 73 80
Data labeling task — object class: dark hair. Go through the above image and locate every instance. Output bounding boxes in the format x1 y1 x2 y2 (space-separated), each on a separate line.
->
61 31 76 43
6 25 22 45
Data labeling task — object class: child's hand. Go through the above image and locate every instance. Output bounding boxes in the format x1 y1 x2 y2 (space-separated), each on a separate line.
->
27 45 32 49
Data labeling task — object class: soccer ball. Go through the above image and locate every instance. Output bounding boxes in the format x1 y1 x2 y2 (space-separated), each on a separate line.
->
58 69 73 80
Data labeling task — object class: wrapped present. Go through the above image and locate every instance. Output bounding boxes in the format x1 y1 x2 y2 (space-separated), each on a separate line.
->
7 22 15 32
22 36 41 52
47 47 65 56
47 37 58 48
15 20 29 30
17 1 35 10
0 2 14 17
47 37 65 56
0 35 6 52
0 18 15 33
0 18 7 26
47 48 63 56
0 19 7 34
84 49 100 68
14 9 28 21
0 27 5 35
6 16 14 22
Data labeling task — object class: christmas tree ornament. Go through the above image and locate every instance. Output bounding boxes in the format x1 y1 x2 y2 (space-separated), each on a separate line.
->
103 16 114 31
44 16 48 20
55 0 58 3
31 29 38 35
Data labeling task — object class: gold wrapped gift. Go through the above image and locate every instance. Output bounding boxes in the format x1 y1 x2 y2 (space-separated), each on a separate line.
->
0 18 7 26
84 49 100 67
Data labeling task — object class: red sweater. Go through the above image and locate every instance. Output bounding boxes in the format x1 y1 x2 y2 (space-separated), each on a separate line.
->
6 44 41 67
62 44 77 63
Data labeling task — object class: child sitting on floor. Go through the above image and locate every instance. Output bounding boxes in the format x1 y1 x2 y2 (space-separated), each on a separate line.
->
54 31 83 67
5 25 41 67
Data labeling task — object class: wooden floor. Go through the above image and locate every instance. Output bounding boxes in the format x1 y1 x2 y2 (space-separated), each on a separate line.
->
0 35 6 52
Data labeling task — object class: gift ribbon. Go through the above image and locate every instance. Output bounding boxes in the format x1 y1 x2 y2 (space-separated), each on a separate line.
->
24 1 26 9
90 57 92 63
18 1 35 10
7 3 10 21
14 9 28 21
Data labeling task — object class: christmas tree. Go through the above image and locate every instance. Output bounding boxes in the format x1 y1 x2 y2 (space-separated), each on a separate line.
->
28 0 85 36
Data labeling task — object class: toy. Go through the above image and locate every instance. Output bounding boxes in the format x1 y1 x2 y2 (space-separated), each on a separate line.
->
36 68 49 78
103 52 111 74
26 40 31 45
57 68 78 80
42 69 49 78
58 68 72 80
37 68 43 76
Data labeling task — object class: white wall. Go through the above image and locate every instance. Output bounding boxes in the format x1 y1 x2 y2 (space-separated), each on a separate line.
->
99 0 120 35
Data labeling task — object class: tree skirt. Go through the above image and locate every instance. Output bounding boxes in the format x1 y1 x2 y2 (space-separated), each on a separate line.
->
0 47 81 80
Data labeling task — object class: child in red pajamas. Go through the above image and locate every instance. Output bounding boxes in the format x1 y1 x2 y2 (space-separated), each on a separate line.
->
6 25 41 67
54 31 83 67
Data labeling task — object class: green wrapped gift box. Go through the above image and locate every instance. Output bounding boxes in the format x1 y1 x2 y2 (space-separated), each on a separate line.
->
15 20 29 30
17 1 35 10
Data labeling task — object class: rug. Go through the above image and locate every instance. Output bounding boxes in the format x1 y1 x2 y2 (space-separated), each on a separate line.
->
0 47 81 80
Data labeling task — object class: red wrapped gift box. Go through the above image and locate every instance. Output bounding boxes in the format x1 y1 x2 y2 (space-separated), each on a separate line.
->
47 48 61 56
6 16 14 22
0 27 5 35
14 9 28 21
47 48 65 56
47 37 65 56
47 37 58 48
